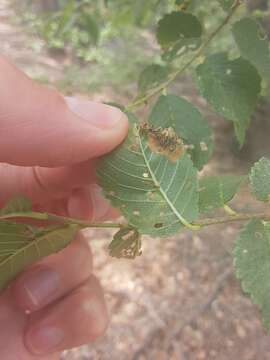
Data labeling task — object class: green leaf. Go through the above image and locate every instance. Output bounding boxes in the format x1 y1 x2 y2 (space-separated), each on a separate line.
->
0 196 32 215
97 112 199 237
109 227 142 259
156 11 202 48
234 220 270 332
80 12 99 45
217 0 235 11
137 64 170 97
250 157 270 202
196 53 261 146
149 94 213 169
199 175 245 213
54 1 77 35
232 18 270 83
0 222 78 291
156 11 202 62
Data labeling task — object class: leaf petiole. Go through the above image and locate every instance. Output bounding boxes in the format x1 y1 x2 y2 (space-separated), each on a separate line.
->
223 204 237 216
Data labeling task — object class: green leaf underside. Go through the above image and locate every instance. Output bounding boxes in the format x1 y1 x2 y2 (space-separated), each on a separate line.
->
199 175 245 213
234 220 270 332
0 196 32 215
156 11 202 61
217 0 235 11
196 53 261 146
233 18 270 84
250 157 270 202
149 94 213 170
97 113 199 237
0 222 78 291
137 64 170 97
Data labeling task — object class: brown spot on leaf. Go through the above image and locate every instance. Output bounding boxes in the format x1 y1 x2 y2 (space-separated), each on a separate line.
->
129 127 140 152
140 122 185 162
147 191 155 199
130 140 139 152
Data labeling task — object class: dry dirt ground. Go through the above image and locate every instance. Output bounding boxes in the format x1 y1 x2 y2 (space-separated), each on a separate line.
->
2 1 270 359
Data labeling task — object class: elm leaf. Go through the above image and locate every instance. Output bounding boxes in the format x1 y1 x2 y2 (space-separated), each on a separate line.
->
196 53 261 146
137 64 170 98
97 111 199 237
0 222 78 291
233 18 270 83
199 175 246 213
250 157 270 202
156 11 202 62
234 220 270 332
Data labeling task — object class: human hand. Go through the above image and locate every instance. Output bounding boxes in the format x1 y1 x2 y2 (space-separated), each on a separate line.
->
0 56 128 360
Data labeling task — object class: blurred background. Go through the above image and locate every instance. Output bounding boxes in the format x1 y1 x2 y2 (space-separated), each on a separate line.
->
1 0 270 359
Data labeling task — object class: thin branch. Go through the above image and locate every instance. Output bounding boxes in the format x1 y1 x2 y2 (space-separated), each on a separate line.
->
1 210 270 231
0 211 124 230
127 0 242 111
196 212 270 227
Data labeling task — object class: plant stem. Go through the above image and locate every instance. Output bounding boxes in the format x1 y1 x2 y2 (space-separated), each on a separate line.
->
196 212 270 227
0 212 123 230
127 0 242 111
1 209 270 232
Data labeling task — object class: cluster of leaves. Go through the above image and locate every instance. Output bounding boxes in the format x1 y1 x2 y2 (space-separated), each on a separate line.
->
18 0 172 62
18 0 238 64
4 0 270 336
22 0 103 60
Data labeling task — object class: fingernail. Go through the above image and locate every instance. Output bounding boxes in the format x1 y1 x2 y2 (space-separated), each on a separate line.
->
26 326 64 355
65 97 127 129
89 185 111 221
22 268 60 308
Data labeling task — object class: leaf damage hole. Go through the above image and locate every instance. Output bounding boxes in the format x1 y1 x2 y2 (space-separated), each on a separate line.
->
200 142 208 152
257 29 267 41
255 231 263 239
154 223 164 228
147 191 156 200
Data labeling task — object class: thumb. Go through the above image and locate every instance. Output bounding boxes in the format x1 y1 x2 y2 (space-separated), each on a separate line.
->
0 57 128 167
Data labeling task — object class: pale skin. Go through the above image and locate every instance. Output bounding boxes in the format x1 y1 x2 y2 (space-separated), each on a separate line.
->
0 56 129 359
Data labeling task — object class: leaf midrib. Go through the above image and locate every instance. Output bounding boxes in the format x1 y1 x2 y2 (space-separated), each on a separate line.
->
0 226 72 270
138 135 192 228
